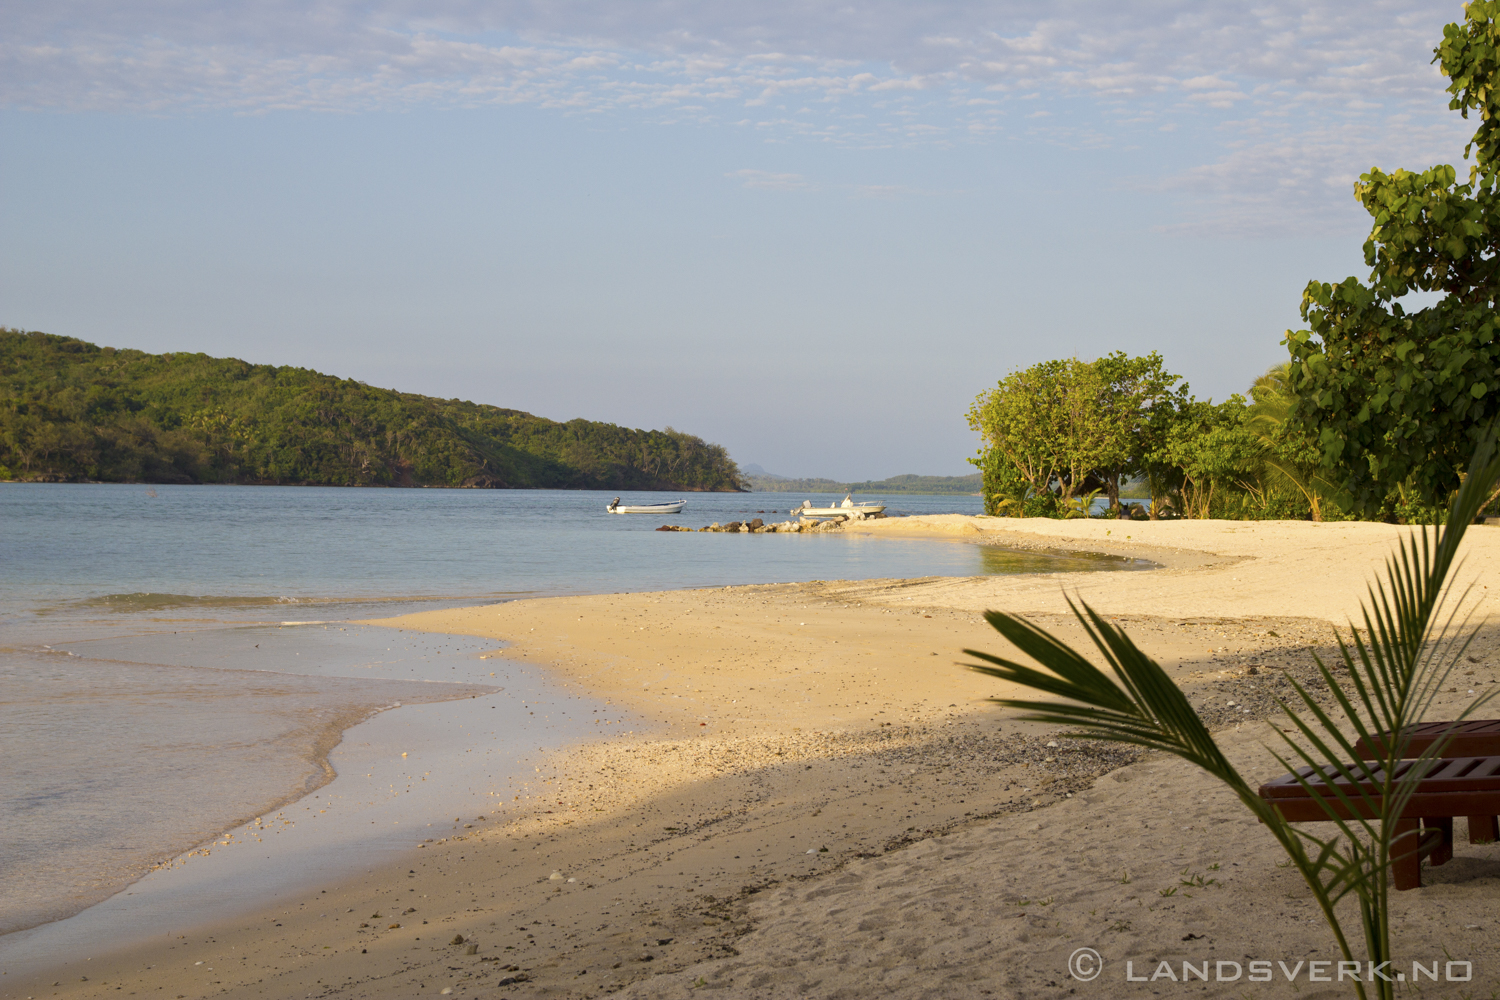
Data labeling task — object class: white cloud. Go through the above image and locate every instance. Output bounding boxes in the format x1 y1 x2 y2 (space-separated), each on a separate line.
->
0 1 1478 234
726 168 810 190
1156 114 1471 238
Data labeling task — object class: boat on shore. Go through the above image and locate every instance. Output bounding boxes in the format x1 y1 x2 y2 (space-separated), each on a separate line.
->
607 498 686 514
791 497 885 518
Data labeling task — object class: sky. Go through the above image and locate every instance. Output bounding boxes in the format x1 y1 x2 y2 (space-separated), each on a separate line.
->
0 1 1477 480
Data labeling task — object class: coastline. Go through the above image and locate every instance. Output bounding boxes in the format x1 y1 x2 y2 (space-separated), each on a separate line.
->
9 515 1500 999
0 623 589 976
0 652 477 938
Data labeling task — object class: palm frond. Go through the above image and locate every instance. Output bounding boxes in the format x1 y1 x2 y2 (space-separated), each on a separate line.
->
961 416 1500 1000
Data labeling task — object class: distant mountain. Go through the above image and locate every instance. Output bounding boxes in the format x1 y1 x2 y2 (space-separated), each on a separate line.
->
0 329 746 490
745 472 982 495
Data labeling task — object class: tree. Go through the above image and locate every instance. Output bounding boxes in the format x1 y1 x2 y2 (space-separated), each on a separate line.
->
968 359 1069 509
1142 396 1260 518
1286 4 1500 516
968 444 1032 516
968 358 1109 514
968 353 1187 518
1094 351 1183 514
1244 364 1347 521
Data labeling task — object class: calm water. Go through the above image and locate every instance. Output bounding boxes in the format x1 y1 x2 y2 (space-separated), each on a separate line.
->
1 484 1086 621
0 483 1143 963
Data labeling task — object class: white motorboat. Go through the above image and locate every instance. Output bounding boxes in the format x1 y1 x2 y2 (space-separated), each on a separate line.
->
607 497 686 514
791 498 885 518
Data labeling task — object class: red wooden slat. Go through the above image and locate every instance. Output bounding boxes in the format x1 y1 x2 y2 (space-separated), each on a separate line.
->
1257 753 1500 890
1258 757 1500 798
1355 720 1500 759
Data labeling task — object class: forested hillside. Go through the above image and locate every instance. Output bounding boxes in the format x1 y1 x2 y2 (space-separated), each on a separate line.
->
746 472 982 495
0 330 746 490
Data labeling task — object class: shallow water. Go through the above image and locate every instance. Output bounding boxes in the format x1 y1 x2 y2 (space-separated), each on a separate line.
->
1 483 1099 621
0 483 1145 957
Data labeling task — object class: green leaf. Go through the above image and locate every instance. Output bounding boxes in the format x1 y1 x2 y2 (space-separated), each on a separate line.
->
963 417 1500 1000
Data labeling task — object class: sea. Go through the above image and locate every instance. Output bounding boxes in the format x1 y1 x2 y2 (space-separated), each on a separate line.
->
0 483 1144 972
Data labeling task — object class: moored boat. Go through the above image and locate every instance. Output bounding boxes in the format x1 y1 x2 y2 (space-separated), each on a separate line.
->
607 497 686 514
790 496 885 518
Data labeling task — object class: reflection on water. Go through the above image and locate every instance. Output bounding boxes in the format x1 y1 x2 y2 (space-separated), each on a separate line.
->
976 546 1156 575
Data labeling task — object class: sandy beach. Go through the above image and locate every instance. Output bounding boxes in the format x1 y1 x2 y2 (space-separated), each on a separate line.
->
9 515 1500 999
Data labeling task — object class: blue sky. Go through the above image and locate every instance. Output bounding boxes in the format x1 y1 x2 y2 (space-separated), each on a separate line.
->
0 1 1473 480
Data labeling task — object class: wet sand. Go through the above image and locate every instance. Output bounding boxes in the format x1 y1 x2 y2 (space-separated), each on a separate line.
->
8 516 1500 999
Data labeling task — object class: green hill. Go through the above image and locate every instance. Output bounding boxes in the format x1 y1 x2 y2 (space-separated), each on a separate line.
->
745 472 981 495
0 329 746 490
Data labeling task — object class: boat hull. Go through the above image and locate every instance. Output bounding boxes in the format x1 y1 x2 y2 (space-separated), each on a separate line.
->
607 501 686 514
792 505 885 517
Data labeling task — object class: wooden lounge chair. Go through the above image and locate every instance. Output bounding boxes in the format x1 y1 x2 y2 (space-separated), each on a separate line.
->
1258 756 1500 889
1352 719 1500 758
1352 720 1500 846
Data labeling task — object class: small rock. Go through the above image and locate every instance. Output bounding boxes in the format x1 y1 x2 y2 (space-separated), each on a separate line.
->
549 871 565 880
450 934 466 945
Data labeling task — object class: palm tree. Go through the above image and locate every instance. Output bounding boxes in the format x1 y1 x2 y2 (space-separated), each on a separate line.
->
1245 362 1346 521
962 419 1500 1000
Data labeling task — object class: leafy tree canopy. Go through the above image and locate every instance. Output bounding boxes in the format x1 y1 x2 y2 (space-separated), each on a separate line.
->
968 352 1181 515
1287 3 1500 514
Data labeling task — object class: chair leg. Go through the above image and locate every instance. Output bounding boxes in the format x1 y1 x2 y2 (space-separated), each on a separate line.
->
1392 818 1423 890
1425 817 1454 866
1467 815 1500 844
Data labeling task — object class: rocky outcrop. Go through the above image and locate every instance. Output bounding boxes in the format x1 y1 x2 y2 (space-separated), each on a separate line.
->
658 513 886 534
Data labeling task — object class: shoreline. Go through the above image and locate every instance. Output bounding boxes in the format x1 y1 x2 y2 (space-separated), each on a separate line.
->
0 623 582 971
9 516 1500 998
